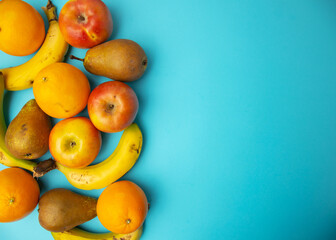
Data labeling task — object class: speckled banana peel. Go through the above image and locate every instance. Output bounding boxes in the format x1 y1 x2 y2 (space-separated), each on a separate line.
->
56 123 143 190
51 225 143 240
0 73 38 172
0 0 68 91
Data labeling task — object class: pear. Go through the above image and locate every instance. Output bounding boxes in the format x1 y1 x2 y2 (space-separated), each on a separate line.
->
71 39 147 82
5 99 52 159
38 188 97 232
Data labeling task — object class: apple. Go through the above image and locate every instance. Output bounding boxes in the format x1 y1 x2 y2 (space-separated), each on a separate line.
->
59 0 113 49
49 117 102 168
88 81 139 133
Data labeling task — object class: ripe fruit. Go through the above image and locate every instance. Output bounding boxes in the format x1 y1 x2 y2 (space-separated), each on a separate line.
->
59 0 113 49
54 123 143 190
0 0 45 56
71 39 148 82
0 0 69 91
88 81 139 133
97 180 148 234
51 225 143 240
33 62 90 119
38 188 97 232
0 168 40 222
5 99 52 160
49 117 102 168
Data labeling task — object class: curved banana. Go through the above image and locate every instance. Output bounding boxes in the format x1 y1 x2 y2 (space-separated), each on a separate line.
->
56 123 143 190
51 225 143 240
0 0 68 91
0 73 38 172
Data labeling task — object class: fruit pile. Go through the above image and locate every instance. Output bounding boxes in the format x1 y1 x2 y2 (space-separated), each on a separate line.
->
0 0 148 239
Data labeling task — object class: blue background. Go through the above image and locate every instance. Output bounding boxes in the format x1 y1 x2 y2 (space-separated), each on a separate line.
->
1 0 336 239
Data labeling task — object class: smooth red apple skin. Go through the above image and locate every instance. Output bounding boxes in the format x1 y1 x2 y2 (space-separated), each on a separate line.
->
88 81 139 133
49 117 102 168
59 0 113 49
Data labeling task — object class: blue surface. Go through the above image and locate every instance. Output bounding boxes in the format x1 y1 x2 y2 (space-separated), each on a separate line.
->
1 0 336 239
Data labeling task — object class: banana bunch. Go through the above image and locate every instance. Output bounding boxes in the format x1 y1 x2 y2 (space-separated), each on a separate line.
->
0 0 68 91
51 226 143 240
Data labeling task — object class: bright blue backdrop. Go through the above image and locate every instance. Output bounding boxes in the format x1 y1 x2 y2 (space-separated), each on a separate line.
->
1 0 336 239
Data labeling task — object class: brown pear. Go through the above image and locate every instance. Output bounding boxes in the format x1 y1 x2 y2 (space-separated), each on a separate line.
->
5 99 52 159
38 188 97 232
71 39 148 82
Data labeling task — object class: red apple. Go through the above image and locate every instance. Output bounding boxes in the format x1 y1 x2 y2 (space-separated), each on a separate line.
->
59 0 113 49
88 81 139 133
49 117 102 168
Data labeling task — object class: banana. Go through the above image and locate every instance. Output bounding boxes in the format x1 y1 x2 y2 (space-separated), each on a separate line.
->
0 0 68 91
51 226 143 240
0 73 38 171
56 123 143 190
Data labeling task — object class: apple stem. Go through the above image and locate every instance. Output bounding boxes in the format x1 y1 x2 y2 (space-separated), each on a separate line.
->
70 55 84 62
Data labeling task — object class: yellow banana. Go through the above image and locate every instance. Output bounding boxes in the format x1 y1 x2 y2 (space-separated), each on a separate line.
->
0 0 68 91
51 226 143 240
0 73 38 171
56 123 143 190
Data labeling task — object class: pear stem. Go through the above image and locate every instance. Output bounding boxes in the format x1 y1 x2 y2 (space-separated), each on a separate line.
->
70 55 84 62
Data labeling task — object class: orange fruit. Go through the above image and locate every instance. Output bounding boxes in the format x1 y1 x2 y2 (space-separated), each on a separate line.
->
97 180 148 234
33 62 91 119
0 168 40 222
0 0 45 56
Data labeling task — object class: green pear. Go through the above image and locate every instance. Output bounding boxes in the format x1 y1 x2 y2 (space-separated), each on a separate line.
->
5 99 52 159
71 39 148 82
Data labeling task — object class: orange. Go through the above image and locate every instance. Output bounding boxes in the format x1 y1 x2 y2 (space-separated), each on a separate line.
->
0 0 45 56
0 167 40 222
33 62 91 119
97 180 148 234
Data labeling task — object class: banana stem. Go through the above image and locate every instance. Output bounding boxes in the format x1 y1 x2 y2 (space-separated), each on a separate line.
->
47 0 53 10
70 55 84 62
0 157 56 178
42 0 57 22
33 159 57 178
